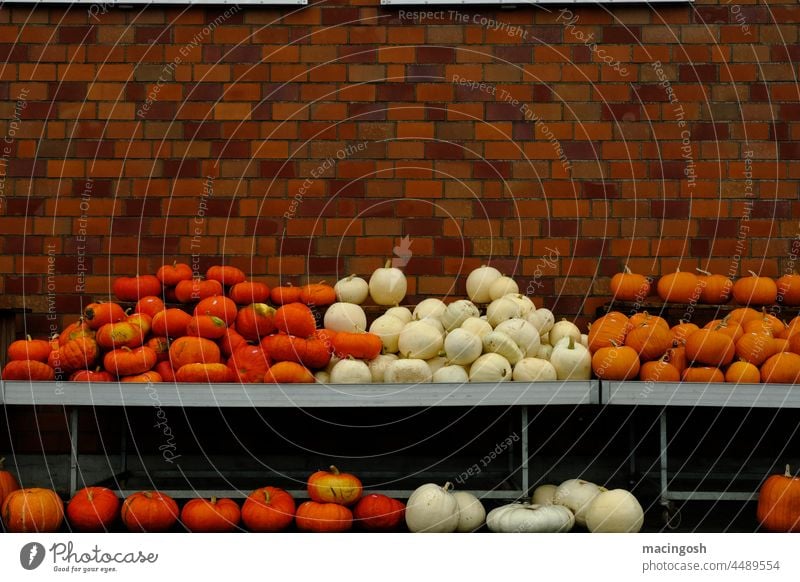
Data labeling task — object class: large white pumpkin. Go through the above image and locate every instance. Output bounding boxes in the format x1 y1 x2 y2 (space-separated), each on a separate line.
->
368 314 405 353
334 275 369 305
385 306 413 324
440 299 480 331
324 302 367 333
466 265 503 304
398 321 444 359
549 319 582 347
486 503 574 533
512 358 557 382
531 484 558 506
550 337 592 380
432 365 469 383
482 331 524 365
460 317 493 339
413 298 447 321
444 328 483 366
488 276 519 301
329 358 372 384
367 353 398 383
494 318 541 357
369 260 407 306
585 489 644 533
468 353 512 382
452 491 486 532
505 294 535 317
486 296 524 327
384 358 432 384
526 308 555 334
405 482 460 533
553 479 604 528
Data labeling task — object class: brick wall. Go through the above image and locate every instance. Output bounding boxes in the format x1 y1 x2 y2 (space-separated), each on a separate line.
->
0 0 798 334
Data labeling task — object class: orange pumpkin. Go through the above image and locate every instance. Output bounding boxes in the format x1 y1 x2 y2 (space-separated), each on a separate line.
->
657 269 701 304
175 363 234 383
66 487 119 532
151 308 193 338
670 321 699 345
665 345 687 373
126 312 152 336
121 491 179 532
779 317 800 340
103 346 157 377
69 367 114 382
299 283 336 306
120 371 163 383
639 359 681 382
628 311 669 330
84 302 126 330
59 319 95 345
332 332 383 360
155 361 176 383
735 332 778 366
704 318 744 342
0 457 21 509
295 501 353 533
777 274 800 306
1 487 64 532
260 334 331 370
134 295 165 318
7 335 52 362
743 312 785 337
587 312 629 352
275 303 317 338
682 366 724 383
733 272 778 306
307 465 363 505
169 336 221 368
270 283 302 305
145 336 170 362
591 344 641 380
696 270 733 304
227 345 271 384
610 267 651 302
2 359 55 381
761 352 800 383
241 487 296 532
728 307 763 326
181 497 241 533
263 361 314 383
353 494 405 531
756 465 800 532
220 328 248 357
113 274 162 302
174 278 223 303
725 361 761 384
685 329 735 367
195 295 238 326
51 337 99 372
229 281 270 305
624 323 673 361
96 321 146 350
774 338 790 353
156 262 193 286
206 265 246 287
186 314 228 339
235 303 277 341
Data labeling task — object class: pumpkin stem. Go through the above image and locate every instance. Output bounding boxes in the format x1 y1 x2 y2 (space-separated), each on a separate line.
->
696 268 711 276
211 496 217 504
0 457 5 469
443 482 454 492
785 464 792 477
567 336 575 350
329 465 340 475
263 489 271 503
383 259 392 269
624 265 632 274
748 270 759 278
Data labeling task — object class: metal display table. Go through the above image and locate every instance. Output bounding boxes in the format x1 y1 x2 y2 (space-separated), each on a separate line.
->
603 381 800 525
1 380 600 500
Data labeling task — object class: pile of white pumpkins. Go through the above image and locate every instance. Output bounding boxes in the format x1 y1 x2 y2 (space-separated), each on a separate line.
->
405 479 644 533
318 263 592 384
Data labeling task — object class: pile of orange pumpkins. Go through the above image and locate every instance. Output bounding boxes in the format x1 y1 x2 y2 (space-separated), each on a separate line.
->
0 263 380 384
590 268 800 383
0 461 404 533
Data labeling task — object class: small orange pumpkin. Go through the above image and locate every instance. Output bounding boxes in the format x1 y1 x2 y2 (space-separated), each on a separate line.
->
728 307 763 326
665 345 687 373
1 487 64 533
151 308 193 338
639 358 681 382
735 332 777 366
195 295 238 326
628 311 669 330
155 361 176 382
51 337 99 372
121 491 179 532
186 314 228 339
725 361 761 384
777 273 800 306
7 335 52 362
696 270 733 304
0 457 21 508
145 336 170 362
263 361 314 383
685 329 735 367
69 367 114 382
84 302 126 330
657 269 701 304
229 281 270 305
761 352 800 383
670 321 699 345
228 345 271 384
103 346 158 377
206 265 246 287
332 332 383 360
756 465 800 532
66 487 120 532
175 363 234 383
299 283 336 306
682 366 724 383
307 465 363 506
169 336 221 368
733 271 778 306
156 262 193 286
235 303 277 341
220 328 248 357
270 283 302 305
181 497 241 533
174 278 223 303
295 501 353 533
134 295 165 319
591 344 641 380
587 312 629 352
59 319 95 345
241 487 296 532
610 267 651 302
112 274 162 302
275 303 317 338
2 360 55 381
120 371 163 383
624 323 673 362
95 321 145 350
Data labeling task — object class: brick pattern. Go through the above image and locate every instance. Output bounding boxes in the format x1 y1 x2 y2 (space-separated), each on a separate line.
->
0 0 799 333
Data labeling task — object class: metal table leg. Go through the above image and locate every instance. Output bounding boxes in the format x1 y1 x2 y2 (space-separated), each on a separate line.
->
69 407 79 497
521 405 529 497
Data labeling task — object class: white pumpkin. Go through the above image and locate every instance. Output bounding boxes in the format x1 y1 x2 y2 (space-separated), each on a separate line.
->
444 328 483 366
486 296 524 327
554 479 604 528
488 276 519 301
460 316 493 339
486 503 574 533
329 358 372 384
440 299 480 331
585 489 644 534
314 370 330 384
452 491 486 532
398 321 444 359
549 319 581 347
426 355 448 375
367 353 398 383
580 333 589 348
432 365 469 383
334 274 369 304
513 358 557 382
550 337 592 380
531 484 558 506
482 331 524 365
466 265 503 304
369 259 407 306
413 298 447 321
526 308 555 334
468 353 512 382
324 355 341 374
369 314 405 353
384 358 432 384
324 302 367 333
505 293 535 317
494 318 541 357
535 344 553 361
405 482 460 533
416 316 445 335
385 306 413 324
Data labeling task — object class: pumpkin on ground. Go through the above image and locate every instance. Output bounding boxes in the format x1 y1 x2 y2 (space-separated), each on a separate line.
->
181 497 241 533
353 494 405 531
66 487 119 532
1 487 64 532
307 466 363 506
756 465 800 532
241 487 295 532
120 491 179 532
295 501 353 533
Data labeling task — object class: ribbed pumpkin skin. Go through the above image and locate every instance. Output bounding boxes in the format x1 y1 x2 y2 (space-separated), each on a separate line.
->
757 467 800 532
684 330 735 367
120 491 179 532
1 488 64 533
